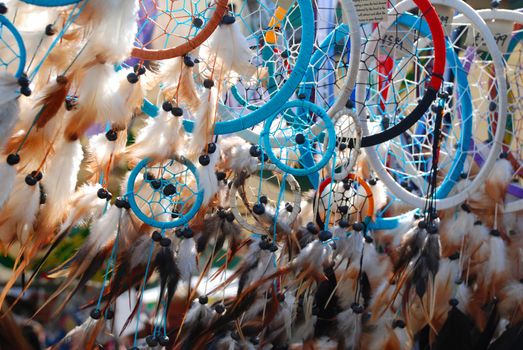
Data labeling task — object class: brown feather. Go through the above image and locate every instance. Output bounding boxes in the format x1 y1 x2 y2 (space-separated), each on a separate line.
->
35 77 70 129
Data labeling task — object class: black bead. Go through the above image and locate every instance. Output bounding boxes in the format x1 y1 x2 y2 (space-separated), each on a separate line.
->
194 58 200 64
171 107 183 117
350 302 364 314
474 220 483 226
339 218 349 228
65 97 75 111
490 229 501 237
461 203 471 212
231 331 240 341
163 183 177 196
460 173 467 179
0 3 7 14
25 175 37 186
318 230 332 242
285 202 293 212
20 86 32 96
249 145 261 157
203 79 214 89
427 223 439 234
6 153 20 165
105 129 118 141
259 240 270 250
183 55 195 67
126 72 139 84
491 0 501 8
105 309 114 319
268 243 278 252
338 205 349 214
217 209 227 219
97 188 108 199
146 335 158 346
306 222 318 234
500 152 509 159
368 178 377 186
90 308 101 319
45 24 56 36
39 186 47 204
251 337 260 345
114 197 129 209
225 212 235 222
295 133 306 145
258 153 268 162
162 101 173 112
30 171 42 181
160 237 171 247
448 252 460 261
182 227 194 239
18 75 29 87
199 154 210 166
175 228 184 238
221 14 236 25
171 210 180 219
449 298 459 307
352 222 364 232
364 235 373 244
199 295 208 304
343 182 352 191
253 203 265 215
136 66 146 76
207 142 217 154
214 303 225 314
338 143 347 151
152 231 162 242
346 99 354 109
158 335 170 346
192 17 204 28
150 179 162 190
259 195 268 204
418 221 427 229
392 319 405 329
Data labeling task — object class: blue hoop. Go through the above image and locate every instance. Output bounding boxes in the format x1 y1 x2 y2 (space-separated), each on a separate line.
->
181 0 315 135
127 157 204 229
0 15 27 78
19 0 81 6
262 100 336 176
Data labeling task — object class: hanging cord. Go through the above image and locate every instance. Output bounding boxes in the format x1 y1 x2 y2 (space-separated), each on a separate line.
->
423 95 446 224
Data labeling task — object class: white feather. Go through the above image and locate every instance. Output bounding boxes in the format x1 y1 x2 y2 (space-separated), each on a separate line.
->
293 240 330 270
336 308 361 349
487 159 514 187
198 144 220 205
178 238 198 281
440 209 475 248
59 185 107 231
81 0 139 62
87 205 121 251
185 300 213 327
0 73 20 148
0 162 16 210
190 88 217 157
200 22 256 82
219 136 257 172
0 175 40 246
87 132 125 171
128 110 184 162
486 235 507 281
40 140 83 225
